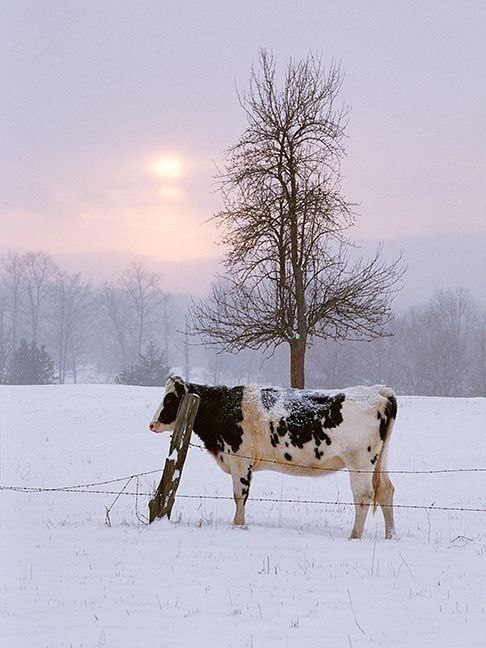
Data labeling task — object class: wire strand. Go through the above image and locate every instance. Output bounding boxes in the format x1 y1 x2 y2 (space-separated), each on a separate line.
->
1 484 485 513
188 442 486 475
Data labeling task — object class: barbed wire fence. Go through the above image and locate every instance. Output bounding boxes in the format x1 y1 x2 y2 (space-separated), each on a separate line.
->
2 441 486 526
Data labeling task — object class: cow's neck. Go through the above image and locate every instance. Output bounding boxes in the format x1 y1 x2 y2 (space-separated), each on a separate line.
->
185 382 219 408
185 382 244 455
185 382 224 450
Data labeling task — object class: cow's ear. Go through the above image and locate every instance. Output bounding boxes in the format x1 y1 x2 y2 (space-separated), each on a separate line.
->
164 376 175 389
172 377 187 398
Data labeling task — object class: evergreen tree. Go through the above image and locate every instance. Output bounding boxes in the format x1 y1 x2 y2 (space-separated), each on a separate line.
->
115 341 169 386
7 338 56 384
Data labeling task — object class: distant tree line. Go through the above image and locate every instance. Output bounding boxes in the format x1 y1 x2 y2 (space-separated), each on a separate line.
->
0 251 484 396
307 288 486 397
0 251 172 385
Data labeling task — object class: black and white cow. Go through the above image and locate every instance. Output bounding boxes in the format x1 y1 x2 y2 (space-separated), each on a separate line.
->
149 377 397 539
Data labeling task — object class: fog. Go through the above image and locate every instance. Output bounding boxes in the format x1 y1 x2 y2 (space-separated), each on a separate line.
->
1 2 485 394
0 250 484 396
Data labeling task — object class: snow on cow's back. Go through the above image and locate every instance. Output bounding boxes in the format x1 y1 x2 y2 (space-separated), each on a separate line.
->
245 383 396 419
338 384 397 412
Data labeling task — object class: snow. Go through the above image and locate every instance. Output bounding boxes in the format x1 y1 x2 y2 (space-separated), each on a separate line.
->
254 383 393 418
1 385 486 647
168 447 179 461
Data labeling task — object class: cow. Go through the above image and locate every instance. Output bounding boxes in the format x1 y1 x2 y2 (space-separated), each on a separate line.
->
149 377 397 539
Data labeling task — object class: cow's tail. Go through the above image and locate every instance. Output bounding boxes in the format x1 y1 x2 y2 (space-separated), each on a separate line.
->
372 388 397 513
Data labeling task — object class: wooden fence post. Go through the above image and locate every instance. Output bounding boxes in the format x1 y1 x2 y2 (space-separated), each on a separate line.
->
148 393 200 523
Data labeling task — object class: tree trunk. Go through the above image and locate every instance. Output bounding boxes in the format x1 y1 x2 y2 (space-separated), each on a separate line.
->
72 352 77 384
290 338 306 388
183 315 190 381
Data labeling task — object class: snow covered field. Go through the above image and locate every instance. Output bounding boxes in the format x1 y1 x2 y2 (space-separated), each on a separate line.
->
1 385 485 648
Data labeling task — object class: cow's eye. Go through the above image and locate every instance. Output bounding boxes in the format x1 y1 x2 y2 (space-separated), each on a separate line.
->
164 393 176 406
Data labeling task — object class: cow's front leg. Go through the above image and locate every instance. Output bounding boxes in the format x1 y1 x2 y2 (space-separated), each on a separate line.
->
231 463 253 526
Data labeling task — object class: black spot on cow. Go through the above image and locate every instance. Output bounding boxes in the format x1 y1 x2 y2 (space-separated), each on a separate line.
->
313 427 332 446
377 411 381 420
284 452 292 461
261 388 280 410
179 382 245 455
280 413 335 451
269 421 279 447
240 466 252 502
272 391 344 452
277 418 288 437
370 454 379 465
367 445 371 452
322 394 345 429
314 447 324 460
215 438 225 453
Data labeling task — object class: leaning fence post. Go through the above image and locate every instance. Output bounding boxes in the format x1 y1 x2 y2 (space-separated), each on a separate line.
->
148 393 200 523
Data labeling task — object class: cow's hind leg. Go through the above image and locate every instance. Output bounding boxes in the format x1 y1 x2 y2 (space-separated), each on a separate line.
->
348 468 374 540
231 462 253 526
373 471 396 539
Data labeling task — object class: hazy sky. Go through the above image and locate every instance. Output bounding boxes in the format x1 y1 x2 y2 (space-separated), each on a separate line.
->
1 1 485 294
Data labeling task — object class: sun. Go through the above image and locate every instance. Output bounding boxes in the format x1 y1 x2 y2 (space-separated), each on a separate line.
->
152 156 183 178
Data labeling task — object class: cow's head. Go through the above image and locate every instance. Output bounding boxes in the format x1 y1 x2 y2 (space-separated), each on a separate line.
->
149 376 188 433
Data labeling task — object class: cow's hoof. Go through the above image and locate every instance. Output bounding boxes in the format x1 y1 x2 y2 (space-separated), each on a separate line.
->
233 522 248 530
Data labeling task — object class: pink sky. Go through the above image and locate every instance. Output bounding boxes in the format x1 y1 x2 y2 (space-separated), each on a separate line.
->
1 1 485 292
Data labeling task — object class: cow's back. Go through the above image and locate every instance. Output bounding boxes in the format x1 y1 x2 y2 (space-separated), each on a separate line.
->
237 384 396 475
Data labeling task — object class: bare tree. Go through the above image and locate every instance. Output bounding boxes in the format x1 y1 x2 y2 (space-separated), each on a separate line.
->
99 281 129 367
400 288 476 396
47 271 92 383
471 312 486 396
0 251 57 376
0 252 26 377
23 251 58 342
190 51 403 387
183 314 190 381
0 283 10 381
100 263 169 369
1 252 25 347
119 262 170 359
308 338 359 389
